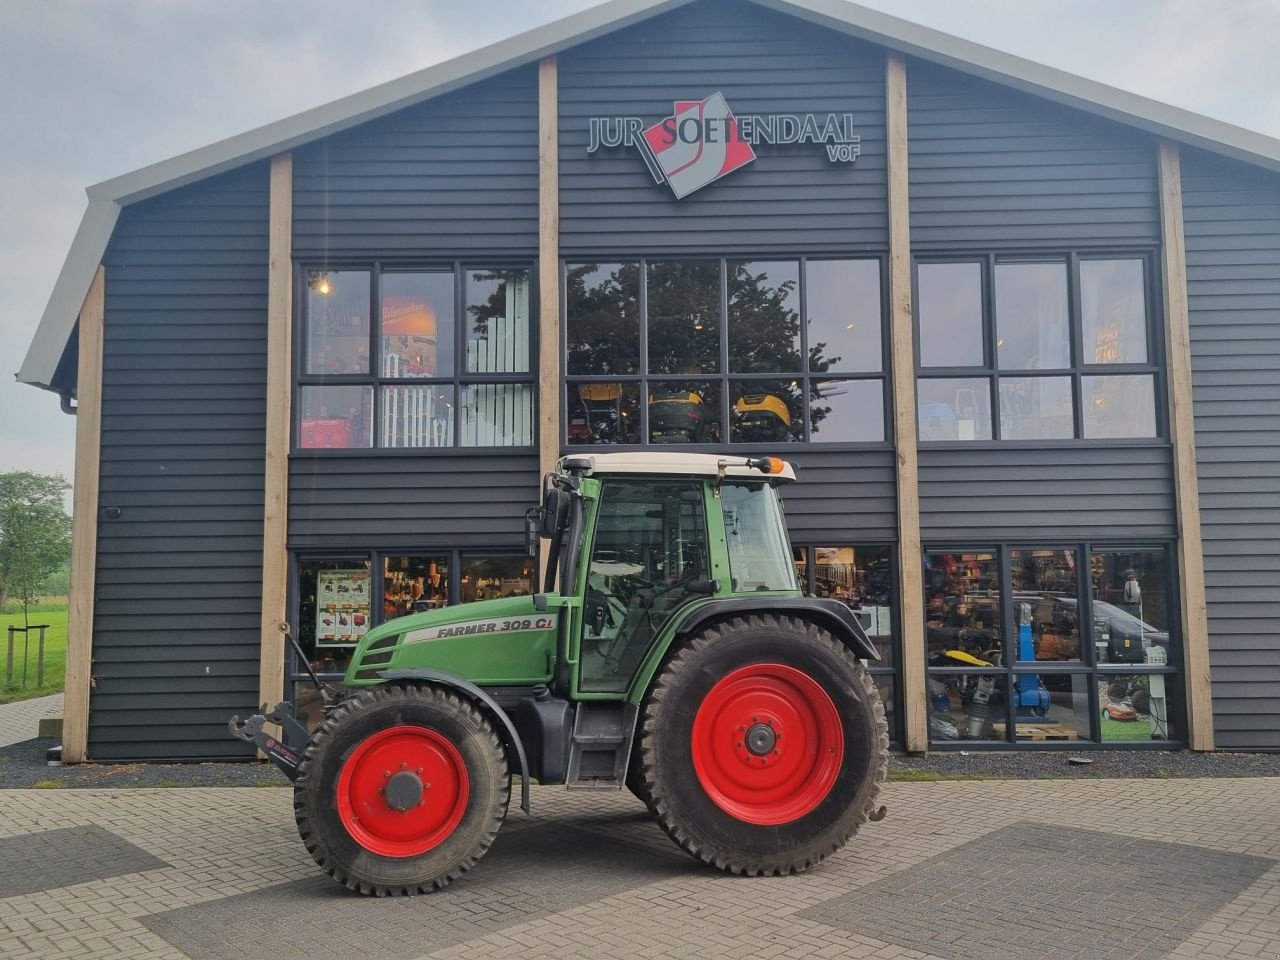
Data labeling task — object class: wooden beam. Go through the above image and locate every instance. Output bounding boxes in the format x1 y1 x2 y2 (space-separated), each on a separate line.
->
886 52 927 753
258 153 293 724
63 265 105 763
537 57 560 578
1157 141 1214 751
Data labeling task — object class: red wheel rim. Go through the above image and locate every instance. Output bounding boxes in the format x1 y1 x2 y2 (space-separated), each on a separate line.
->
691 662 844 825
335 725 469 858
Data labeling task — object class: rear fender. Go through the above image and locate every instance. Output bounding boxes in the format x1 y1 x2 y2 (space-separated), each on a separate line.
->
625 596 881 705
379 669 531 814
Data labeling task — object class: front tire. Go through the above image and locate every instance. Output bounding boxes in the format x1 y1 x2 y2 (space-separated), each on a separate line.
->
294 683 509 895
637 615 887 875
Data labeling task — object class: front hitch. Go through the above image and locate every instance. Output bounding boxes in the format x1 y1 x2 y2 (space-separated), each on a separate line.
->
229 701 312 781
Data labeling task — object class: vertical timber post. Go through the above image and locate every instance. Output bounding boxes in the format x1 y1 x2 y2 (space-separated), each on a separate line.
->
886 52 928 753
64 264 106 762
259 153 294 729
538 56 561 580
1157 141 1214 751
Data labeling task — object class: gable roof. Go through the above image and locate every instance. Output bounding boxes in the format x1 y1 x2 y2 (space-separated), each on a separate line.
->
20 0 1280 392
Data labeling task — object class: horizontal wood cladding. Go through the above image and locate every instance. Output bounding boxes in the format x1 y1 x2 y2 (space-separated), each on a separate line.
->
288 453 539 550
906 60 1159 251
94 163 269 761
780 449 897 543
559 0 888 255
1182 148 1280 750
918 445 1175 543
292 67 538 259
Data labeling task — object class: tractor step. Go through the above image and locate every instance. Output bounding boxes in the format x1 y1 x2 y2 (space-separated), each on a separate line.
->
565 701 637 791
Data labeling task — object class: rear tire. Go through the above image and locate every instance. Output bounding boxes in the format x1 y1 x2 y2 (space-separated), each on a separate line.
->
638 615 887 875
294 683 509 895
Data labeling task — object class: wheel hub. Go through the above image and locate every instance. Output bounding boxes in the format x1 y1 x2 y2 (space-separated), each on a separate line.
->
384 770 424 812
744 722 777 756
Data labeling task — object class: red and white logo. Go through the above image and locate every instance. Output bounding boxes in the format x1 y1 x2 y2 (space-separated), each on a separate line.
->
639 93 756 199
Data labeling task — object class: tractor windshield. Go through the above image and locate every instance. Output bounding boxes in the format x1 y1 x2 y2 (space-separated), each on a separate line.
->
720 482 798 593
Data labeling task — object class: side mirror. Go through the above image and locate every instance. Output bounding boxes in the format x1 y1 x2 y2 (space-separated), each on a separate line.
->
524 507 541 558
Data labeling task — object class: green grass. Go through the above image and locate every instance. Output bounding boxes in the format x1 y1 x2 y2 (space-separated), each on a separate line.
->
0 605 68 704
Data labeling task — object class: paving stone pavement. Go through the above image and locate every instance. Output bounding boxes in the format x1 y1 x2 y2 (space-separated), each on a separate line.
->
0 778 1277 960
0 693 62 748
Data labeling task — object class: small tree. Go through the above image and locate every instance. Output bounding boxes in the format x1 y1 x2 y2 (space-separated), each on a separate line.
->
0 473 72 627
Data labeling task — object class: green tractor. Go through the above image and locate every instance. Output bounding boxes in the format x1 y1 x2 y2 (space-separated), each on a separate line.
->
230 452 888 895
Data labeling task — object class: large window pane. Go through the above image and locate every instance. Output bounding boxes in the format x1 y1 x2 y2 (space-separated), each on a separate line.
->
305 270 370 375
460 556 533 603
568 382 641 445
810 379 884 442
806 259 882 373
647 261 721 375
1011 548 1081 662
998 376 1074 440
721 483 796 592
728 260 801 373
1014 673 1090 741
929 674 1007 741
381 272 454 378
379 384 453 448
925 551 1003 663
648 380 721 443
1081 259 1148 364
729 379 803 443
460 383 533 447
1082 374 1156 438
917 377 992 441
917 262 984 368
465 268 530 374
814 546 894 665
995 261 1070 369
1090 549 1172 663
384 555 449 621
566 262 640 375
299 385 373 448
1100 674 1176 740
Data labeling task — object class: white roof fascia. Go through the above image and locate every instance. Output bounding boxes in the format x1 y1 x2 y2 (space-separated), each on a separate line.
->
87 0 692 206
16 200 120 390
567 452 798 482
755 0 1280 174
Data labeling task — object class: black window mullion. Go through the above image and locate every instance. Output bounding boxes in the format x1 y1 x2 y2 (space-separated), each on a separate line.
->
799 257 812 442
720 258 730 439
371 263 382 447
1068 252 1086 439
455 260 465 447
985 255 1001 441
639 259 650 444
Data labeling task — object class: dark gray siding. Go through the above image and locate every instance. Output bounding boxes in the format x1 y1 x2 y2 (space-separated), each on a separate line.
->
1182 149 1280 750
781 450 896 543
95 164 268 761
289 453 538 551
292 66 538 259
919 446 1176 543
906 60 1159 251
559 0 887 255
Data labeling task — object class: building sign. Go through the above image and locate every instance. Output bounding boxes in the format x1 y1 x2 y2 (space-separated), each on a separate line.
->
587 91 861 199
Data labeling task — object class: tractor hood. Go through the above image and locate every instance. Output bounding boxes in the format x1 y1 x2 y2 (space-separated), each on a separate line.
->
345 594 560 687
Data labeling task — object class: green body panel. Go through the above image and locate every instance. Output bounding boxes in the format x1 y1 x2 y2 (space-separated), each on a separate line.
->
345 594 568 687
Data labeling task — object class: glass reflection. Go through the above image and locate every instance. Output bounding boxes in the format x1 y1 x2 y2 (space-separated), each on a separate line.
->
299 385 373 448
1089 549 1171 663
1082 374 1157 438
306 269 370 375
928 673 1007 741
460 383 532 447
998 376 1073 440
567 382 641 445
917 262 984 368
806 259 882 373
1010 548 1080 661
648 380 721 444
925 551 1003 662
809 379 884 442
728 260 801 373
381 272 453 378
1014 674 1089 741
648 261 721 375
917 378 992 441
460 556 533 603
813 545 894 665
1100 674 1174 740
729 379 803 443
380 384 453 448
466 268 530 374
995 261 1070 369
566 262 641 375
1082 259 1148 364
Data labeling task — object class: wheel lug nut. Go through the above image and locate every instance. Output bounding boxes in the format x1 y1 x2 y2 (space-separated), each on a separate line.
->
384 770 391 777
752 716 759 723
416 768 423 775
400 762 407 770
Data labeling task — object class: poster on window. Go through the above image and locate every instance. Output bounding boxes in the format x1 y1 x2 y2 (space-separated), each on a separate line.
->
316 569 371 647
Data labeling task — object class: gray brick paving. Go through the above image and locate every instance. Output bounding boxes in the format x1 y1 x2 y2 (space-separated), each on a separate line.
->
0 824 168 899
799 822 1275 960
0 693 62 748
0 779 1277 960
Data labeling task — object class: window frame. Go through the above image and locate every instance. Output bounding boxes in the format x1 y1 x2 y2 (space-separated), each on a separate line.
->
561 254 893 450
912 250 1167 446
922 541 1184 749
293 259 538 455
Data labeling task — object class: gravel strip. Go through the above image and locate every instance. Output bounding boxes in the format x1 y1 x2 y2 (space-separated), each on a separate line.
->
0 738 287 789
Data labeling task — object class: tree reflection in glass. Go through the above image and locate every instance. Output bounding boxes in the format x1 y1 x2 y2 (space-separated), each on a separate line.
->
566 263 641 375
647 261 721 375
728 261 801 373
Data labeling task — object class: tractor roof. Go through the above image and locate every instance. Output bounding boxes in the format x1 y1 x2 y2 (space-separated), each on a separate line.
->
560 452 797 483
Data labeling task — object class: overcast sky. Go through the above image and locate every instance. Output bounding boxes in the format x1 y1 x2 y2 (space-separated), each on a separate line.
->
2 0 1279 485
